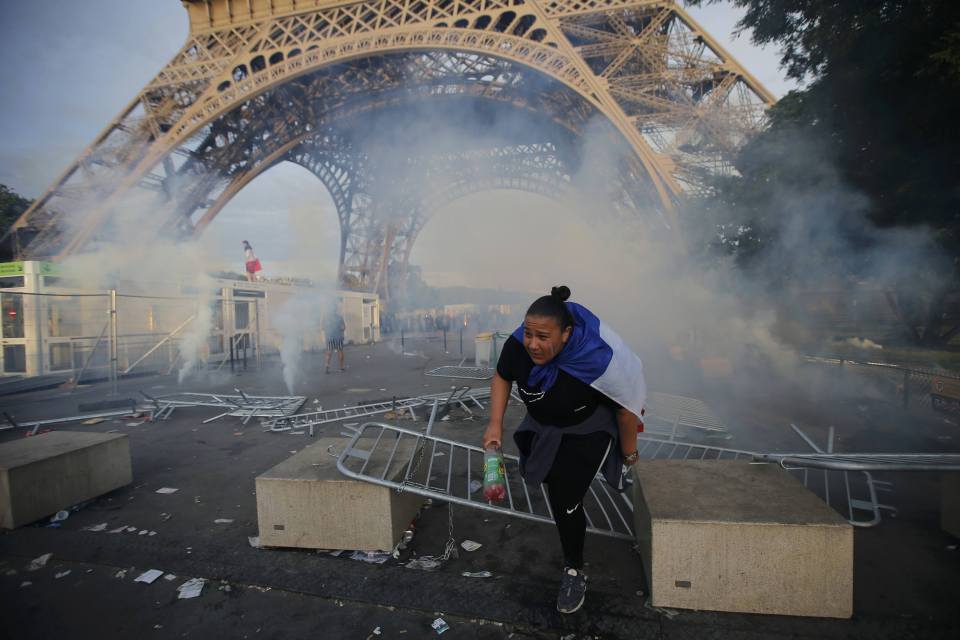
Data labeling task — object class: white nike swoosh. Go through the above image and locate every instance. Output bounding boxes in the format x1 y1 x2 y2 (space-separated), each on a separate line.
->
565 504 580 514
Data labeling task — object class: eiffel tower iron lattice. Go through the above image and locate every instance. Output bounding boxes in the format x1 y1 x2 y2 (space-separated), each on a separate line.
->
3 0 774 300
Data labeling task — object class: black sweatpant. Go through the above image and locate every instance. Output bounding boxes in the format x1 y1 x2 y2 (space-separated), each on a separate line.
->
543 431 613 570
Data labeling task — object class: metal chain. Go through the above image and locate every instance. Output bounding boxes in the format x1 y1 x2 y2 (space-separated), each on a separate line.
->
439 502 458 562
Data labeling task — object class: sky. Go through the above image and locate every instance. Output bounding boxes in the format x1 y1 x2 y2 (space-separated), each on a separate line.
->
0 0 799 287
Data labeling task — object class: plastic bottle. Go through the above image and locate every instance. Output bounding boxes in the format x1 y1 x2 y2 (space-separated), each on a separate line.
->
482 446 506 503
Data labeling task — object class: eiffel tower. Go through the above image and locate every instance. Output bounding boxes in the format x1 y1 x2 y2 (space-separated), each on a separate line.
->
2 0 773 300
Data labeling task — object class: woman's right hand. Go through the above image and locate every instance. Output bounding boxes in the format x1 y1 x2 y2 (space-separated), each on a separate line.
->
482 422 503 450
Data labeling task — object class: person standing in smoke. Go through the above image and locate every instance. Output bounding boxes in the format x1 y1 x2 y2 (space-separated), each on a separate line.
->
482 286 646 614
242 240 262 282
324 304 346 374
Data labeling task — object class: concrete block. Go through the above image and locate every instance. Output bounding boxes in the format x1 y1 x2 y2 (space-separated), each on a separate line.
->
942 473 960 539
256 437 424 551
0 431 132 529
633 460 853 618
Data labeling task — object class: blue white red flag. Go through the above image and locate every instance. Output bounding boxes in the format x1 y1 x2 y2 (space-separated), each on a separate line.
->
511 302 647 417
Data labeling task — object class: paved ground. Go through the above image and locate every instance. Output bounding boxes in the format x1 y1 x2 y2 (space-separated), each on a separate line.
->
1 335 959 639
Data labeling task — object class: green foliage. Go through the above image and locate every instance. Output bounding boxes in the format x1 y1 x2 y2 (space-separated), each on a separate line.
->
683 1 960 343
0 184 32 237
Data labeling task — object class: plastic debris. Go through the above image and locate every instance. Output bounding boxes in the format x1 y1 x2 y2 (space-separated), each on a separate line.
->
108 525 127 533
405 556 442 571
125 526 137 533
460 540 482 552
431 618 450 635
83 522 108 532
164 574 177 581
160 513 172 521
27 553 53 571
469 480 482 494
177 578 206 599
155 488 178 494
20 581 32 588
461 571 492 578
54 570 71 579
248 536 261 548
350 551 390 564
138 530 149 536
135 569 164 584
114 569 128 579
213 519 234 524
50 510 69 523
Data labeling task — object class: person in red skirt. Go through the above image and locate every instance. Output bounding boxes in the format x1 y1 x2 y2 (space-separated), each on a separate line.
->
242 240 262 282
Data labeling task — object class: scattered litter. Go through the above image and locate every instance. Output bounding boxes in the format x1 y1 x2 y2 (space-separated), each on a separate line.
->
441 415 451 422
431 618 450 635
126 526 137 533
460 540 482 552
218 581 232 593
469 480 482 494
27 553 53 571
108 525 127 533
148 531 157 536
81 418 107 425
350 551 390 564
644 597 680 619
248 536 261 548
461 571 492 578
177 577 206 599
328 550 344 557
313 399 321 404
50 510 69 523
160 513 172 522
406 556 442 571
114 569 129 579
433 451 446 457
20 581 32 588
126 422 144 427
155 488 178 494
194 496 201 503
153 625 163 630
214 519 234 524
379 388 387 392
372 627 382 636
135 569 164 584
164 574 177 581
54 570 71 579
83 522 108 532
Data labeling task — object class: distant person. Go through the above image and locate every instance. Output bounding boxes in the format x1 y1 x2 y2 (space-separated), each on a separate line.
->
242 240 262 282
324 306 346 373
482 285 646 614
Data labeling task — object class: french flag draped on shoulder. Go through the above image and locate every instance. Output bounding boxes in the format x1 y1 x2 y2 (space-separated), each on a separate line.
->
511 302 647 417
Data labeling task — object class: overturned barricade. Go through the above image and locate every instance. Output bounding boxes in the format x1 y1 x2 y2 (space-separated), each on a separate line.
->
141 389 305 423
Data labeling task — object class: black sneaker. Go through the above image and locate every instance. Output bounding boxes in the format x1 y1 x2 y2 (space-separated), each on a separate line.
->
556 567 587 614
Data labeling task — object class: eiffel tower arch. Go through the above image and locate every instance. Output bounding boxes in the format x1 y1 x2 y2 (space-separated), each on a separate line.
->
3 0 774 301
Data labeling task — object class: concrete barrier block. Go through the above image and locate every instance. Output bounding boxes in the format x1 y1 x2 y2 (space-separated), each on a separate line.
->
256 437 424 551
0 431 132 529
633 460 853 618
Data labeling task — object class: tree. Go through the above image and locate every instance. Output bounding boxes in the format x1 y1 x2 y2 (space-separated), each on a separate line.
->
686 0 960 345
0 184 32 239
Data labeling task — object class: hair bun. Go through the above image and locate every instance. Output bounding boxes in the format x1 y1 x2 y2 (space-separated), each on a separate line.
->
550 285 571 302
